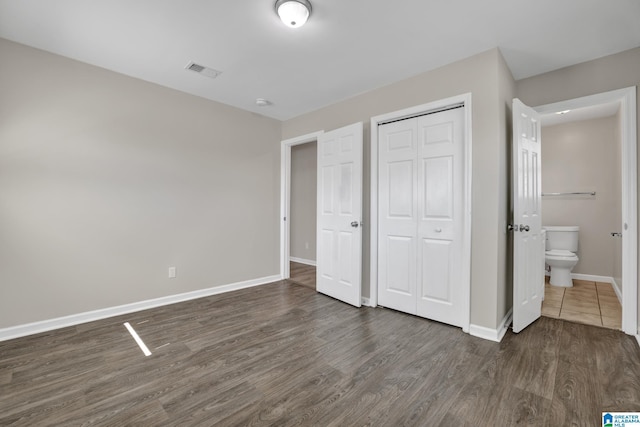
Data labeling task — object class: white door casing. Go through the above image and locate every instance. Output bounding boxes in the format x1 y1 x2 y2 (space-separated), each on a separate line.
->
316 122 363 307
378 107 466 327
512 98 544 334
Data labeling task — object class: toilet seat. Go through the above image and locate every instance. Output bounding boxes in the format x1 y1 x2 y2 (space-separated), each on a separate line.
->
545 249 577 260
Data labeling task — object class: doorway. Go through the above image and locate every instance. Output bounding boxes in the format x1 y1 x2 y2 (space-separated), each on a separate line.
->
289 141 317 289
280 131 323 282
534 87 637 336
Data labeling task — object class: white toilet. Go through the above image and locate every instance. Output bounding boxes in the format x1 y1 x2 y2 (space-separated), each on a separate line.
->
544 226 580 287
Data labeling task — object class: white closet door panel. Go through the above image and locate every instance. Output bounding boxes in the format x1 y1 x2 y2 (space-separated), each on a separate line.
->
378 119 418 313
388 161 414 218
416 108 464 327
423 156 454 220
420 238 453 302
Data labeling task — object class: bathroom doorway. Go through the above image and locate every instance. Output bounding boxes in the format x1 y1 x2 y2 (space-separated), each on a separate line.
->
535 88 636 334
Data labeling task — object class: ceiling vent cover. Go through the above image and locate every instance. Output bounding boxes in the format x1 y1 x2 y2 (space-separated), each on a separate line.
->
185 61 222 79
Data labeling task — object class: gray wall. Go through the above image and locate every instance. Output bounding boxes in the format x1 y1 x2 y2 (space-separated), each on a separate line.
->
516 46 640 334
283 48 514 330
290 142 317 262
541 116 621 277
0 39 282 329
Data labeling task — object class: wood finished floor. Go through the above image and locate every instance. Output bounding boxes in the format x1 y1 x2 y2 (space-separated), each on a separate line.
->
289 261 316 289
1 280 640 426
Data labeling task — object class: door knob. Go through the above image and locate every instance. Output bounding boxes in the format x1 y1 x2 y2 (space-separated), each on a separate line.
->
350 221 360 228
519 224 530 232
435 228 442 233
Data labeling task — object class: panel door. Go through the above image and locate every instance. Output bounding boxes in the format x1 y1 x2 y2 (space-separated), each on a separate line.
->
316 122 363 307
512 99 543 333
415 107 465 327
378 118 418 314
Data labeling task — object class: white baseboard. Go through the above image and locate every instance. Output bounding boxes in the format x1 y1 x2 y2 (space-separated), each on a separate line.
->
636 334 640 349
0 274 281 342
289 257 316 266
571 273 614 284
361 297 372 307
611 277 623 304
546 272 623 305
469 309 513 342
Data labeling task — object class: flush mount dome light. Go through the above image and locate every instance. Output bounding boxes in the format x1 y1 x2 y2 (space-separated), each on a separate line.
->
275 0 311 28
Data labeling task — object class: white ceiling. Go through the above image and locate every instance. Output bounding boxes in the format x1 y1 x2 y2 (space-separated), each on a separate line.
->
541 101 621 127
1 0 639 121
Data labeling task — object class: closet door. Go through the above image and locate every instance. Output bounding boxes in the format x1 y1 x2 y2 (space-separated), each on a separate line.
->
378 119 418 314
377 106 465 328
415 107 465 327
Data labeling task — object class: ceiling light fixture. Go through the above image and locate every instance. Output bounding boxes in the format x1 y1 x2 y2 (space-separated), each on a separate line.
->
275 0 311 28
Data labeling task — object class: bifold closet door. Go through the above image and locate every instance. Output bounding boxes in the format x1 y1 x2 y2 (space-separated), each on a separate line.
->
378 107 465 328
378 118 419 314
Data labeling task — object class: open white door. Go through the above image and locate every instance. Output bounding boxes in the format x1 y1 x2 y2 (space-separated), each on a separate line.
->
512 99 544 333
316 122 363 307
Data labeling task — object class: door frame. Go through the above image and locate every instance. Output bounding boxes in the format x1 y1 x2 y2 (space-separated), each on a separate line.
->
534 86 637 336
369 93 473 333
280 131 324 280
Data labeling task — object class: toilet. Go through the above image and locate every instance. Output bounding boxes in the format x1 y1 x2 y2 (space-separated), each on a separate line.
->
544 226 579 287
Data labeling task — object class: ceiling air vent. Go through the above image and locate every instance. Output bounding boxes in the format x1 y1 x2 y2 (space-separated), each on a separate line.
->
185 61 222 79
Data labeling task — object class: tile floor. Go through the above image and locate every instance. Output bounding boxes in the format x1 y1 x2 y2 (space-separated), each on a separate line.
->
541 277 622 330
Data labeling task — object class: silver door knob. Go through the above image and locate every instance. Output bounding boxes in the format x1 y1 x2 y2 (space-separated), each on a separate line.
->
519 224 530 232
351 221 360 228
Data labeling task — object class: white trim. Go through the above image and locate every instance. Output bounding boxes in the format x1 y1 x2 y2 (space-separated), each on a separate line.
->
289 256 317 266
369 93 473 333
0 274 281 342
571 273 615 284
361 297 372 307
536 87 637 336
636 334 640 348
611 277 623 304
280 131 324 281
469 309 513 342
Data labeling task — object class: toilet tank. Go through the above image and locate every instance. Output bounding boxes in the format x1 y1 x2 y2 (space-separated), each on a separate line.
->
543 226 579 251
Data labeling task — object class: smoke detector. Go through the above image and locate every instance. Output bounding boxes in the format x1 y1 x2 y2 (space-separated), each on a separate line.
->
185 61 222 79
256 98 272 107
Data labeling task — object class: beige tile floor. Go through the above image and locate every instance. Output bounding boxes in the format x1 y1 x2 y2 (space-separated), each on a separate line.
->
541 277 622 330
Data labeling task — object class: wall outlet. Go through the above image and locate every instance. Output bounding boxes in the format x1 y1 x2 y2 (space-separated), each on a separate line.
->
168 267 177 279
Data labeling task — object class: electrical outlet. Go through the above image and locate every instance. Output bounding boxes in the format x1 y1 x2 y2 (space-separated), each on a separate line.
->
168 267 177 279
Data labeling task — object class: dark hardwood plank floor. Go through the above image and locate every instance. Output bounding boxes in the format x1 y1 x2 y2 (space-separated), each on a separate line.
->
1 280 639 426
289 261 316 289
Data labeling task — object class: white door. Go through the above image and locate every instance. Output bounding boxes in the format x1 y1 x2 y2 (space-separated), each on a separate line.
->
378 107 465 327
316 122 363 307
377 118 418 313
415 109 465 327
512 98 543 333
